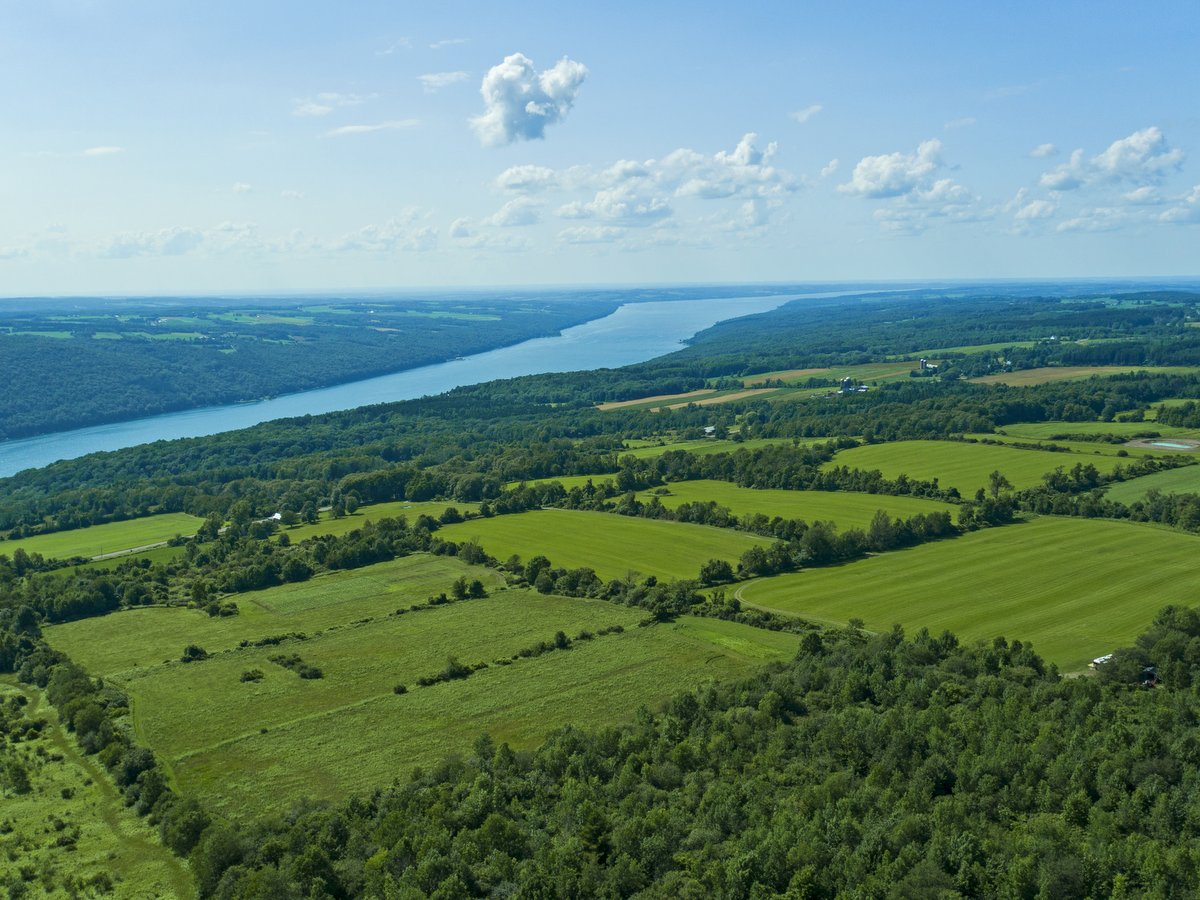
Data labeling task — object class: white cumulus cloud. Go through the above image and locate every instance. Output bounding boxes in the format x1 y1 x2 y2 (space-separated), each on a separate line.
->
1030 143 1057 158
1041 127 1184 191
232 182 253 194
82 145 123 156
839 139 944 198
483 197 542 227
495 164 559 192
102 227 204 258
471 53 587 147
821 158 840 177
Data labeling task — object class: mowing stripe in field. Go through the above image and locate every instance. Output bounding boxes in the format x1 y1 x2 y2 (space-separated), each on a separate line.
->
438 508 773 582
739 516 1200 670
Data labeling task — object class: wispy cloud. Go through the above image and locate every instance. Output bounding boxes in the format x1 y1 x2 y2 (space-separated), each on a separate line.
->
323 120 419 137
1030 143 1057 158
291 92 370 118
418 71 469 92
82 146 123 156
232 182 253 194
430 37 469 50
376 38 411 56
789 104 823 124
944 117 976 130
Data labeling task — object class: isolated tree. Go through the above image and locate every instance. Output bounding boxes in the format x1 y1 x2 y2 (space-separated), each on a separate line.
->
988 470 1013 499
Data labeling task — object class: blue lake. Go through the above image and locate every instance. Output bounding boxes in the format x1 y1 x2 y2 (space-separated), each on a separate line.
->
0 292 839 477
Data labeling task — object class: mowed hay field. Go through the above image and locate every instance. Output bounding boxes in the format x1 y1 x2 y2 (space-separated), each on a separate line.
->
1106 465 1200 504
438 509 772 581
739 516 1200 670
971 365 1199 386
635 480 957 531
826 440 1125 496
1 512 205 560
48 557 798 819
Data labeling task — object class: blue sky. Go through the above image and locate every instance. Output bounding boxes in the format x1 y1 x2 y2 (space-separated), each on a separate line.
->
2 0 1198 293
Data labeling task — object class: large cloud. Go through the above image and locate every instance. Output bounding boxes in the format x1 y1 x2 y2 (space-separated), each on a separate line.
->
471 53 587 147
102 227 203 258
1041 127 1184 191
839 139 944 198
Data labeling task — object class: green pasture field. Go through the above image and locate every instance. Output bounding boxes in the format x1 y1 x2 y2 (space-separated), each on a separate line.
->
79 544 186 571
1105 466 1200 504
48 554 504 673
894 340 1038 358
743 361 918 387
996 420 1199 440
825 440 1125 496
738 516 1200 671
277 500 480 543
438 508 772 581
634 480 957 530
970 365 1199 386
48 563 798 818
504 474 618 491
211 312 314 326
619 437 811 459
964 433 1165 459
0 680 193 898
1 512 205 561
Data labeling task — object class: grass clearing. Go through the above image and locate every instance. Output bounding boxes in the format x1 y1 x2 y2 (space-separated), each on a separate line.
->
277 500 479 543
636 480 957 530
47 557 798 819
2 513 206 561
49 554 502 674
739 516 1200 671
997 420 1199 440
619 437 812 459
826 440 1125 496
970 366 1199 386
0 679 193 898
438 509 773 581
1105 466 1200 504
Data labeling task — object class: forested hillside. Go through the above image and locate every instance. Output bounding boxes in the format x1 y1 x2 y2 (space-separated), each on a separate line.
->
0 294 622 440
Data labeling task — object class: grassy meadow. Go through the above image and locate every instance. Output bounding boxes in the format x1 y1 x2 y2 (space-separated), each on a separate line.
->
46 555 798 819
635 480 957 530
738 516 1200 670
276 500 480 543
970 365 1200 386
438 508 772 581
996 420 1199 440
619 436 811 459
1105 465 1200 504
826 440 1126 496
0 680 193 898
1 512 205 561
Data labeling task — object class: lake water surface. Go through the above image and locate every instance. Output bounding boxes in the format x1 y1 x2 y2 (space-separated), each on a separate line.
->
0 292 836 477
